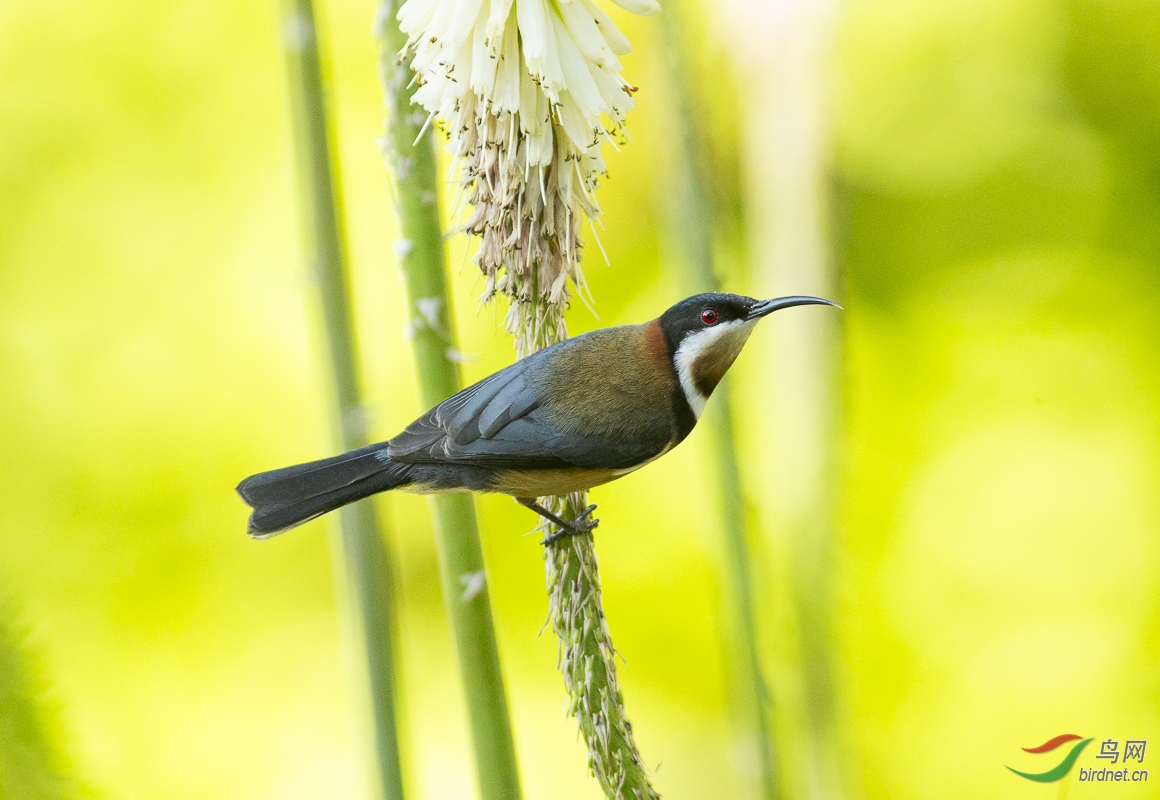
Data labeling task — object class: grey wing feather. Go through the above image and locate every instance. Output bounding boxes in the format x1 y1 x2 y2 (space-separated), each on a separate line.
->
388 348 668 470
385 413 445 460
389 355 542 460
477 374 538 438
435 412 664 469
439 378 508 443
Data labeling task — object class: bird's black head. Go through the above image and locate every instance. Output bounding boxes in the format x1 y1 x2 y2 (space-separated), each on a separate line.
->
658 292 838 416
658 293 755 354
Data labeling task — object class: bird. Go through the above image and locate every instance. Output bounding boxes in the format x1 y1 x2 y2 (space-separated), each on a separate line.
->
237 292 838 543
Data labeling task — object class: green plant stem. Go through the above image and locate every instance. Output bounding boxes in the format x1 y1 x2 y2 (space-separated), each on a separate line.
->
727 11 844 798
545 497 660 800
280 3 406 798
376 5 523 800
0 597 77 800
658 5 780 799
739 14 844 799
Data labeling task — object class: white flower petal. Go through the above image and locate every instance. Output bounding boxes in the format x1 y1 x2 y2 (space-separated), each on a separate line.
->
491 9 522 112
590 61 632 121
515 0 550 64
552 16 604 131
470 1 498 96
558 1 620 70
444 0 486 46
609 0 660 15
555 90 593 153
427 0 459 44
485 0 516 51
579 0 632 55
397 0 438 37
518 0 567 101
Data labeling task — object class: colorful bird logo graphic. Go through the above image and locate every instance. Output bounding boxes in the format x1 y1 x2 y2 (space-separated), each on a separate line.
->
1007 734 1094 782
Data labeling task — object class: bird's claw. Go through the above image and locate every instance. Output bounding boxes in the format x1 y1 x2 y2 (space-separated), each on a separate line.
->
541 504 599 546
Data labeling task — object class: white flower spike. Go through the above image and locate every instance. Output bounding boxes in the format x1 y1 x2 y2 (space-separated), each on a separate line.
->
397 0 656 355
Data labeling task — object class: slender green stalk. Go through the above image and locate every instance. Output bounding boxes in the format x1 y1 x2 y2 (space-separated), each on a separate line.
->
280 4 406 798
0 597 78 800
376 5 523 800
545 496 660 800
658 5 780 799
736 10 845 799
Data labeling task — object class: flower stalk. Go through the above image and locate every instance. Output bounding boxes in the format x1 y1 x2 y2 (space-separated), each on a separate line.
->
657 3 781 798
545 497 661 800
726 6 845 797
279 1 406 797
377 2 523 799
393 0 661 796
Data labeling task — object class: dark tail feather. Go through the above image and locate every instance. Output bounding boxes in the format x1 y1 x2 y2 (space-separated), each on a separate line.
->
236 443 411 539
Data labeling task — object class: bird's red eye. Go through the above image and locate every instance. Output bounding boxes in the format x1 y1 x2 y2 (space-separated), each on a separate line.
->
701 308 718 325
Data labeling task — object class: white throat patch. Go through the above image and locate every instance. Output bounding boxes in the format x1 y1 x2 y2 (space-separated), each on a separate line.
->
672 319 756 419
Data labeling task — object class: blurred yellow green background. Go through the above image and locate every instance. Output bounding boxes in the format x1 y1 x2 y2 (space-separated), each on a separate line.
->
1 0 1157 799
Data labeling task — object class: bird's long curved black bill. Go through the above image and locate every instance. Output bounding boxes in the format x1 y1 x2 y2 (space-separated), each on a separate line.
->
747 295 841 320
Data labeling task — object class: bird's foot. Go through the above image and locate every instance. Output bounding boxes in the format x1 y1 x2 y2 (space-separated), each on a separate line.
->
521 501 599 546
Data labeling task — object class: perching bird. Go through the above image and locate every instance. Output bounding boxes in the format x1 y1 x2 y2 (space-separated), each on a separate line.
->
237 292 838 542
